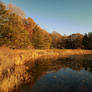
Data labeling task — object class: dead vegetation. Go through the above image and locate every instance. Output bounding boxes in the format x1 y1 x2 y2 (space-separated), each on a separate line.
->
0 47 92 92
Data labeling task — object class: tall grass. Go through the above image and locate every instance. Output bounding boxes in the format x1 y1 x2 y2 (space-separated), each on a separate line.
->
0 47 92 92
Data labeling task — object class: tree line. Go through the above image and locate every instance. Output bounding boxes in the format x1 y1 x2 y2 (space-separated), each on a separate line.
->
0 2 92 49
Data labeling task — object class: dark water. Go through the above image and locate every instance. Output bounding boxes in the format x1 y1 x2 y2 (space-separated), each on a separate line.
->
19 55 92 92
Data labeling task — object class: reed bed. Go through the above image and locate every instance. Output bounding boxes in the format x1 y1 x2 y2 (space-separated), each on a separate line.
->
0 47 92 92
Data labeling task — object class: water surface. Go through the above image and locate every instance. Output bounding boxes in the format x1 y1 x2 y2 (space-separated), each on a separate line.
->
19 55 92 92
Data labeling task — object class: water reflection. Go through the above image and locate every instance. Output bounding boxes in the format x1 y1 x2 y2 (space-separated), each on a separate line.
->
18 55 92 92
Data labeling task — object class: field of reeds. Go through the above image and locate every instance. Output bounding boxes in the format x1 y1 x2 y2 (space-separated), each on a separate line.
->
0 47 92 92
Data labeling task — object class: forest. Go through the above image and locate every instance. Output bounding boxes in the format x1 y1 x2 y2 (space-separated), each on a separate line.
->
0 2 92 50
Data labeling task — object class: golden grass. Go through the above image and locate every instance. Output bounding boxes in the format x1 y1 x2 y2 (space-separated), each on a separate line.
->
0 47 92 92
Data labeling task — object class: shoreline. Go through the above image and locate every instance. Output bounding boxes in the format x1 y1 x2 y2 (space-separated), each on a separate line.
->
0 47 92 92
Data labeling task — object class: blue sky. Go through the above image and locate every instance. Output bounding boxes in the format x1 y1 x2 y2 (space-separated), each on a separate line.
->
1 0 92 35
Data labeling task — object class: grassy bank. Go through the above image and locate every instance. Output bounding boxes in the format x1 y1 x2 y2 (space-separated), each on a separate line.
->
0 47 92 92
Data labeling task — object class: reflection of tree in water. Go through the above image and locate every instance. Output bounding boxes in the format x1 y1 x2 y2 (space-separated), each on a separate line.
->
58 55 92 72
32 55 92 84
17 55 92 92
83 60 92 72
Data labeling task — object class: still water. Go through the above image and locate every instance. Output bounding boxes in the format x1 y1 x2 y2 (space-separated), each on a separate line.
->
19 55 92 92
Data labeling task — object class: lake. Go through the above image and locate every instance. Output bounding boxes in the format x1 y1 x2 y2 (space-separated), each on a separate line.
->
18 55 92 92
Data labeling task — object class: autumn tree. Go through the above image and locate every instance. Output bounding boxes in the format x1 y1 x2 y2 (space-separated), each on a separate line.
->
65 33 83 49
0 2 32 48
23 17 37 39
7 3 25 18
0 2 9 45
65 38 72 49
50 31 65 49
0 2 9 25
32 26 51 49
0 1 92 50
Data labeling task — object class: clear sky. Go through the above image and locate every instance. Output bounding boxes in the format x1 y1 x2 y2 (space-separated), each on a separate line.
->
1 0 92 35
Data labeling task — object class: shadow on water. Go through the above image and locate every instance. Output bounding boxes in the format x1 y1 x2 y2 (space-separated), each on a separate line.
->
18 54 92 92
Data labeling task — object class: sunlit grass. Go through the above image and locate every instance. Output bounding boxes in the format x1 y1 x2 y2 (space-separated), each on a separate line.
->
0 47 92 92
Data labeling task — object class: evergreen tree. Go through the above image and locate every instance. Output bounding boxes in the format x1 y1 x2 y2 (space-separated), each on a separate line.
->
88 32 92 49
82 34 89 49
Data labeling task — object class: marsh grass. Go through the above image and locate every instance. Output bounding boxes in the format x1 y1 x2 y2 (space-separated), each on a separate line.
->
0 47 92 92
